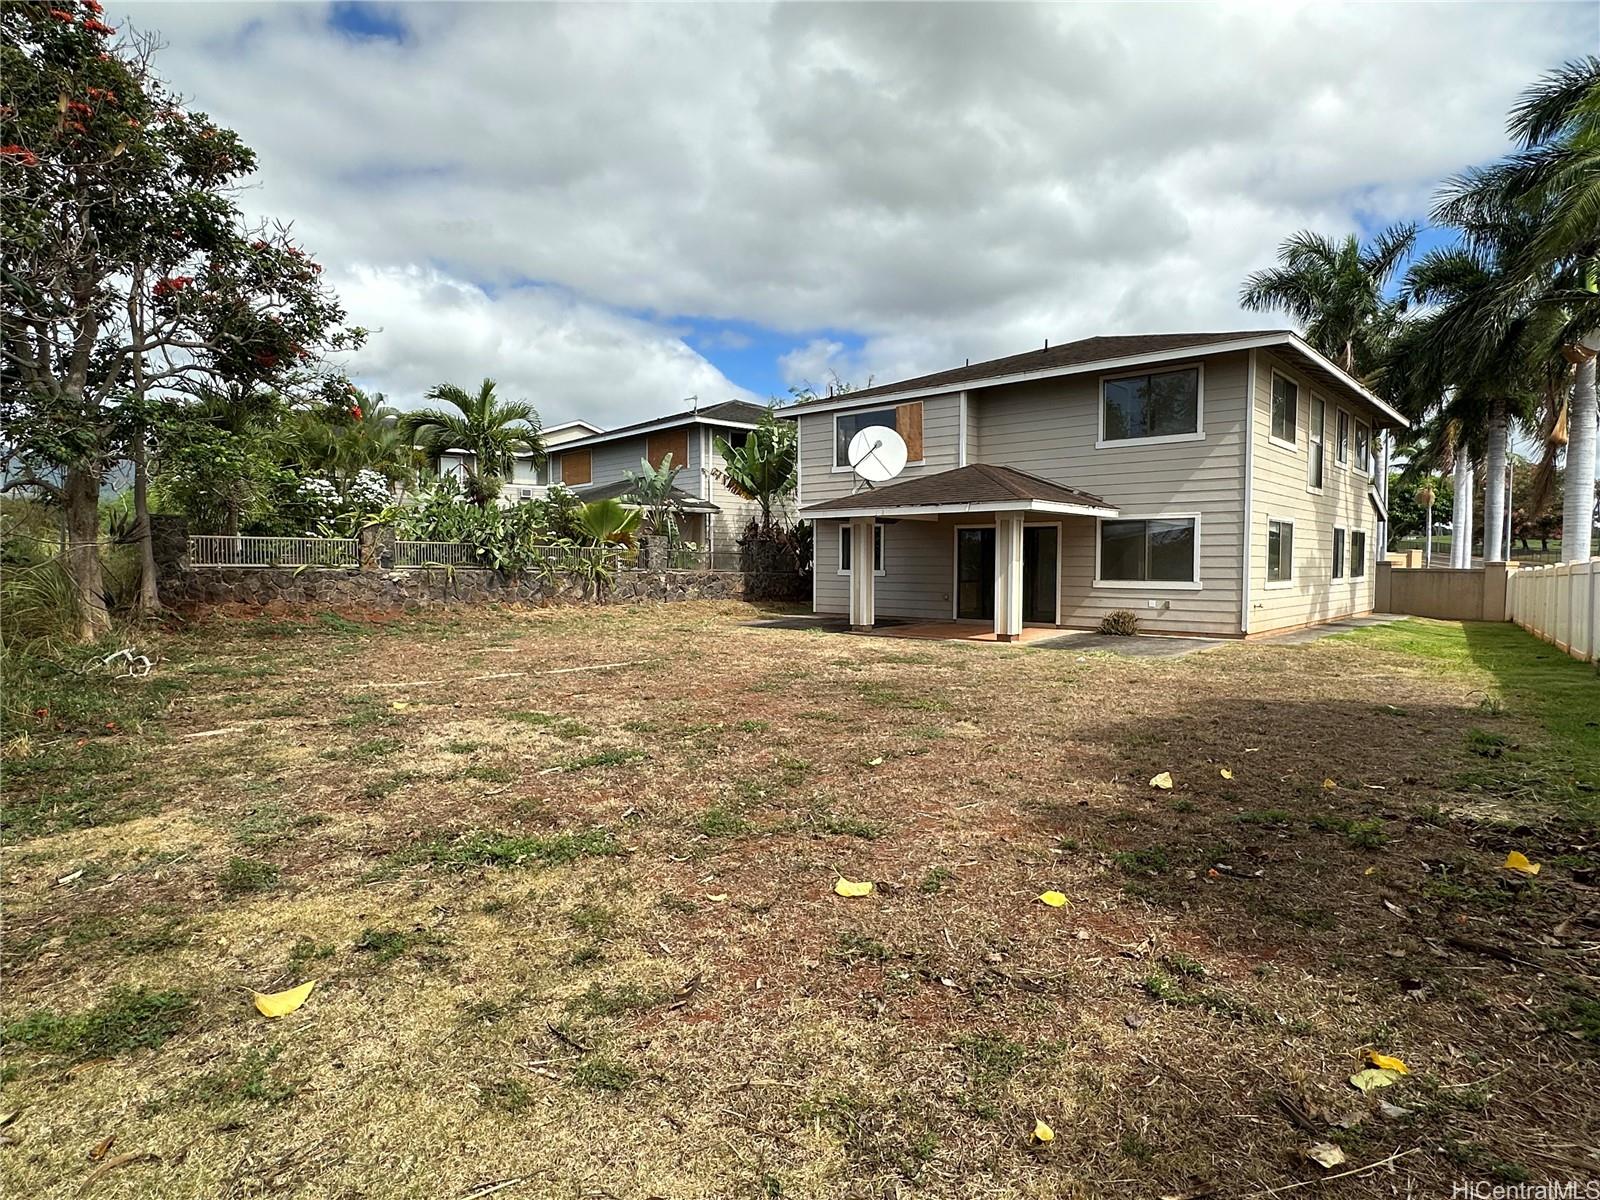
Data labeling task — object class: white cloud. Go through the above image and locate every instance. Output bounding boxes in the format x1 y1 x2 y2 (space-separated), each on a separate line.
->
118 1 1591 415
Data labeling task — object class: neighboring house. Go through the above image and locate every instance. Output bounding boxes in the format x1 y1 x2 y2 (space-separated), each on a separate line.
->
784 331 1407 639
549 400 777 554
437 419 604 502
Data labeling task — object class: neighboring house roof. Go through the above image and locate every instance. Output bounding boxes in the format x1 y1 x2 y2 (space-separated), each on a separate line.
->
571 477 720 513
782 330 1409 427
553 399 768 451
798 463 1117 520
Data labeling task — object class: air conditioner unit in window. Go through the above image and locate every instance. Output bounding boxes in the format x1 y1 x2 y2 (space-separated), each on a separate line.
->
520 489 532 500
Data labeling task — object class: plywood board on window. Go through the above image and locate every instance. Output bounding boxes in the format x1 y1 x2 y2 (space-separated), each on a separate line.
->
561 449 592 486
646 428 690 471
895 402 924 462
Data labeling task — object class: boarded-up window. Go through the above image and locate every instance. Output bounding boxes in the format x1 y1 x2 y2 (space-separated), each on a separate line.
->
645 428 690 472
895 403 924 462
560 449 591 486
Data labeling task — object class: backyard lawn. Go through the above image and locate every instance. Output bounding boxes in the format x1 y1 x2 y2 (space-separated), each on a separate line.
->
2 602 1596 1198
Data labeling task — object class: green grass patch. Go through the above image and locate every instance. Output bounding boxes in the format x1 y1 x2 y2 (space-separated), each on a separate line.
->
571 1057 639 1092
566 980 667 1018
183 1047 296 1107
390 828 619 870
563 747 648 771
4 986 193 1059
508 711 595 739
695 806 752 837
354 926 449 965
217 856 281 896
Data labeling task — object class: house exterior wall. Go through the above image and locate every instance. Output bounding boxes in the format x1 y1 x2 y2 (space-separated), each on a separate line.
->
795 392 964 506
1245 349 1378 634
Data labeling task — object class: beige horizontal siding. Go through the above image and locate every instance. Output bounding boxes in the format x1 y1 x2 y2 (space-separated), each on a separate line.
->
1247 350 1376 634
796 393 963 505
974 351 1250 636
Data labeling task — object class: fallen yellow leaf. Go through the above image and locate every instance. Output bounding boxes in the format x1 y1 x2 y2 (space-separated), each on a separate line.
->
252 979 315 1019
1149 771 1173 790
391 701 409 711
1349 1067 1403 1093
1364 866 1377 876
834 877 874 898
1032 1119 1054 1144
1502 851 1541 876
1037 890 1068 908
1322 778 1337 790
1219 768 1234 780
1364 1050 1409 1074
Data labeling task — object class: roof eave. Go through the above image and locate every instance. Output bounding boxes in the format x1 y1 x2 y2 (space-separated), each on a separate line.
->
798 499 1117 520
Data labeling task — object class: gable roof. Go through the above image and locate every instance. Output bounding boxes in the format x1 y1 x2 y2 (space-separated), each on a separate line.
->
782 330 1408 427
799 463 1116 520
555 399 768 452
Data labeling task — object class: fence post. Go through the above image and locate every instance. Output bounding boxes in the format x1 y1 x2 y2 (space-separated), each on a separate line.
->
359 523 397 572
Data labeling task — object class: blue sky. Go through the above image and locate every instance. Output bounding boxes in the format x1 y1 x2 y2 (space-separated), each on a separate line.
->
127 1 1593 429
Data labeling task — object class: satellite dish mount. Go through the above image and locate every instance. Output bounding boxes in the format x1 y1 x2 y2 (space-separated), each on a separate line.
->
847 425 908 489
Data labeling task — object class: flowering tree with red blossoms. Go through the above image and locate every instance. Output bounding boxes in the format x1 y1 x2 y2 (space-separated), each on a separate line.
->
1 2 364 636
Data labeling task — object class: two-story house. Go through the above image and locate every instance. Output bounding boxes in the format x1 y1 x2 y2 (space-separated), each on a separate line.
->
549 399 777 556
785 331 1406 639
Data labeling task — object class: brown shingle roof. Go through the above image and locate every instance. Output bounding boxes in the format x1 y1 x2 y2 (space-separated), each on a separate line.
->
813 331 1287 403
800 463 1112 515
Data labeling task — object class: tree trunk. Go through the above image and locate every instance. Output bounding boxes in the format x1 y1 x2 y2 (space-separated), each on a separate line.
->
63 465 110 642
1562 338 1597 563
1483 399 1508 563
131 422 162 614
1462 460 1476 566
1424 504 1433 567
1451 454 1470 568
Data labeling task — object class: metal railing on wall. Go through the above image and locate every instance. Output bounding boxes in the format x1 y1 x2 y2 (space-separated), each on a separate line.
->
393 540 478 568
188 535 359 568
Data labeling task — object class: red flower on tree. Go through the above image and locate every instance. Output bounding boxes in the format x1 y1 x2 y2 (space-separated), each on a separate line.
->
81 17 116 35
350 405 363 420
152 276 193 297
1 145 40 167
48 9 74 22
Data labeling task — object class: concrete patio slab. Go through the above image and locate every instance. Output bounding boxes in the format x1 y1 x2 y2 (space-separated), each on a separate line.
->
1027 630 1226 658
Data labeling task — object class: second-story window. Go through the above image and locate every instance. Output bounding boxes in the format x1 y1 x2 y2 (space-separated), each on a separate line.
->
1271 374 1298 446
1354 421 1373 473
835 404 923 467
1308 396 1325 489
1336 410 1350 465
1100 367 1201 443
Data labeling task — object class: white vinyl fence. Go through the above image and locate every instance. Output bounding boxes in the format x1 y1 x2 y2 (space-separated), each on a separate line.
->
1506 558 1599 663
393 540 478 568
188 535 359 568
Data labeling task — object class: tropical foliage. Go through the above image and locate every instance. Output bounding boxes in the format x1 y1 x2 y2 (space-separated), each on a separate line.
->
714 409 797 527
397 379 544 505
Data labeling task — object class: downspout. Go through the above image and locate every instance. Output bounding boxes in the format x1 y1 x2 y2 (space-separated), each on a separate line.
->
1240 350 1257 635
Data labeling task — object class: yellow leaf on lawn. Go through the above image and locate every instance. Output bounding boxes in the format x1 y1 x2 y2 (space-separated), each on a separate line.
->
1219 768 1234 780
1364 866 1377 876
1322 778 1337 791
1364 1050 1409 1074
834 877 874 898
1037 890 1068 908
1032 1119 1054 1144
391 701 409 711
253 979 315 1019
1348 1067 1403 1093
1149 771 1173 790
1502 851 1541 876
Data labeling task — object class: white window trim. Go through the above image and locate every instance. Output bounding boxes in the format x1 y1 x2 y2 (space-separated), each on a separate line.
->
1332 524 1347 579
1267 369 1299 453
1349 528 1369 580
1092 511 1203 591
831 403 927 473
949 522 1062 625
1307 395 1327 495
1264 516 1296 589
837 524 886 577
1352 419 1373 477
1334 408 1351 469
1095 363 1206 450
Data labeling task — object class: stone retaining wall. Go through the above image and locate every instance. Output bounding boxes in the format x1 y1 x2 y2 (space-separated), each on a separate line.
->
158 564 743 610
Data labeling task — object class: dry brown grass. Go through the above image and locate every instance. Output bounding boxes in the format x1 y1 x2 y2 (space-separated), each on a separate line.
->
3 601 1596 1199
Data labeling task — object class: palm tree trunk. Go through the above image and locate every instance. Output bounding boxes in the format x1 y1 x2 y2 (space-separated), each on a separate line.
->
1462 460 1476 566
1483 399 1508 563
1451 454 1470 568
1563 338 1597 563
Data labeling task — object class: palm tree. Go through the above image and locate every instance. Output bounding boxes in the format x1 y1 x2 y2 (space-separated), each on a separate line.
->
714 409 797 528
575 498 641 546
1240 223 1418 378
1435 58 1600 561
398 378 543 506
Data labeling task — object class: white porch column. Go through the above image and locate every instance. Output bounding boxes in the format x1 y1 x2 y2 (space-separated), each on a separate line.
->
994 512 1024 642
848 516 876 632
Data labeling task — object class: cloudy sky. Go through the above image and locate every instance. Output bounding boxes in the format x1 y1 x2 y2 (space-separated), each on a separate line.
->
121 1 1590 429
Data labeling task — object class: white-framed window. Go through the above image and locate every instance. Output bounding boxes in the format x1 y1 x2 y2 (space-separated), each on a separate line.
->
1354 420 1372 473
838 524 885 576
1098 365 1203 447
834 405 922 468
1332 526 1346 579
1308 396 1325 490
1335 409 1350 466
1266 518 1294 585
1270 373 1298 448
1094 514 1200 589
1350 529 1367 578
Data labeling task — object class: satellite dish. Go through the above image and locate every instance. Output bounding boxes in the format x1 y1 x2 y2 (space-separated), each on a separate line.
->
848 425 907 485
